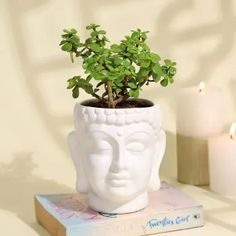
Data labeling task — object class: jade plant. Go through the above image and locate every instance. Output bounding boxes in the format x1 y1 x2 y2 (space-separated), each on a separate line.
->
60 24 176 108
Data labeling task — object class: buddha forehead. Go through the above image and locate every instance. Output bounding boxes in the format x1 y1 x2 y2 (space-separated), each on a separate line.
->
85 122 157 138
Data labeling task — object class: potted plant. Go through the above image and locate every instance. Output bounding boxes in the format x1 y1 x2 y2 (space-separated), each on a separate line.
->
60 24 176 214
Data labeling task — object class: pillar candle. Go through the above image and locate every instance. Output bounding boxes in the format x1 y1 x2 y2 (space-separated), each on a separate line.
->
177 82 225 186
208 123 236 195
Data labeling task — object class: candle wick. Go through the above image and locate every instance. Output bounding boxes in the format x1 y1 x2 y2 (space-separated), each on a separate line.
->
230 134 234 140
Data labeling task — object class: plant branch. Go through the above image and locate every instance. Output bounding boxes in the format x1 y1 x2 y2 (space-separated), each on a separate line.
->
107 80 115 108
91 93 103 102
121 76 129 95
113 94 129 107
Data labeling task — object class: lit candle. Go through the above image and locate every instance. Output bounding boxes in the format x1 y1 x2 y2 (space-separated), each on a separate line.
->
177 82 225 186
177 82 224 137
208 123 236 195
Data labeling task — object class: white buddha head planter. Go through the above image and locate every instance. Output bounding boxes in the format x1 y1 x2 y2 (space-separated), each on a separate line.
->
68 99 166 214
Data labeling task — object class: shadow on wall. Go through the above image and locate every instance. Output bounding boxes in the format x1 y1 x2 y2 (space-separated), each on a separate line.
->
0 152 73 236
156 0 236 86
6 0 236 154
146 0 236 104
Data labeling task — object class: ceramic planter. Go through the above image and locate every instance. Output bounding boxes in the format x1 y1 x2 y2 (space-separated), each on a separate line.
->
68 98 166 214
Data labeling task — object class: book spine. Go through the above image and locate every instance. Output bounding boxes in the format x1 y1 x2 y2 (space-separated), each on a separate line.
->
67 206 204 236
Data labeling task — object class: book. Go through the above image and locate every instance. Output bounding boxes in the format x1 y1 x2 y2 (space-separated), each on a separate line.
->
34 182 204 236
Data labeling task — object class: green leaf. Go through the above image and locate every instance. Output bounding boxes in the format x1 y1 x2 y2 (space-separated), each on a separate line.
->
164 59 171 66
131 31 139 40
152 72 161 82
86 75 92 82
61 42 72 52
105 64 114 72
140 59 151 68
59 40 67 46
160 79 168 87
91 71 103 80
91 31 99 37
70 28 77 34
71 37 79 45
139 68 150 77
123 60 130 68
98 30 106 34
63 29 70 34
152 64 162 75
61 34 69 39
67 78 77 89
128 82 137 89
90 43 101 52
96 81 104 88
113 57 122 66
111 44 121 53
129 89 139 97
72 86 79 98
150 53 161 63
169 67 176 76
84 84 93 94
85 38 92 45
169 77 174 84
125 70 131 75
115 88 122 94
114 80 123 87
161 65 168 74
86 24 100 30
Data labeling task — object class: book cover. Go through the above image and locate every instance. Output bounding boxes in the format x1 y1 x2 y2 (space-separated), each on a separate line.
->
35 182 204 236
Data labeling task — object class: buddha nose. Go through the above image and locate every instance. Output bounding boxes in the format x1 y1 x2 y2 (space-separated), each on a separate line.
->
110 144 126 172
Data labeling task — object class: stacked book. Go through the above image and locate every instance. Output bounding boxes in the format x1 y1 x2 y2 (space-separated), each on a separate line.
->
35 182 204 236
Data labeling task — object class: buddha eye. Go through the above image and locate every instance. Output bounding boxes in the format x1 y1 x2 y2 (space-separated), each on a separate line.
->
126 142 146 152
94 140 112 152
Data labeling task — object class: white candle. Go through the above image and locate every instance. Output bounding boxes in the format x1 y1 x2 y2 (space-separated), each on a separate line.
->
176 82 225 186
208 123 236 195
177 82 224 137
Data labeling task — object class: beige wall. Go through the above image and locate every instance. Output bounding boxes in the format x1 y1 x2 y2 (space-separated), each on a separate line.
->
0 0 235 234
1 0 236 195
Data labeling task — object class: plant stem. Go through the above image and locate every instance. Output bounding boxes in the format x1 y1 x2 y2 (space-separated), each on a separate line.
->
92 93 103 102
121 76 129 95
107 80 115 108
113 94 129 107
69 52 74 63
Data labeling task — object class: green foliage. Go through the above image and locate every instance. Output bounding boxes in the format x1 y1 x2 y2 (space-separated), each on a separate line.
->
60 24 177 108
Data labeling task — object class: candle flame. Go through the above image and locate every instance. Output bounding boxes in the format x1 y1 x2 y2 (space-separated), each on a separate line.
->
230 123 236 140
198 81 205 93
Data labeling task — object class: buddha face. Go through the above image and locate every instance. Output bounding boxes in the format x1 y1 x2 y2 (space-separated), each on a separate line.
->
68 101 166 210
83 122 159 202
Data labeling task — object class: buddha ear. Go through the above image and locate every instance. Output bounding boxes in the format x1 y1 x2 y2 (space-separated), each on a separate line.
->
148 129 166 191
67 131 89 193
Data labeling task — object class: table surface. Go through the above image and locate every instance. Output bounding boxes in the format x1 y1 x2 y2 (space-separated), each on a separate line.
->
0 177 235 236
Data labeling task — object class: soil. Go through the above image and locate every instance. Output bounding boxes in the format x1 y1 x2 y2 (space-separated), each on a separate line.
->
81 98 154 109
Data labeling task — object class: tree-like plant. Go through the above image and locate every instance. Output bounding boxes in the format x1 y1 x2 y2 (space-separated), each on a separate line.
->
60 24 176 108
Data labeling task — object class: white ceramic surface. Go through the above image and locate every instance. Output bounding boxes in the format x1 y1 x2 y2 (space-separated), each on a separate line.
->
68 99 166 214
